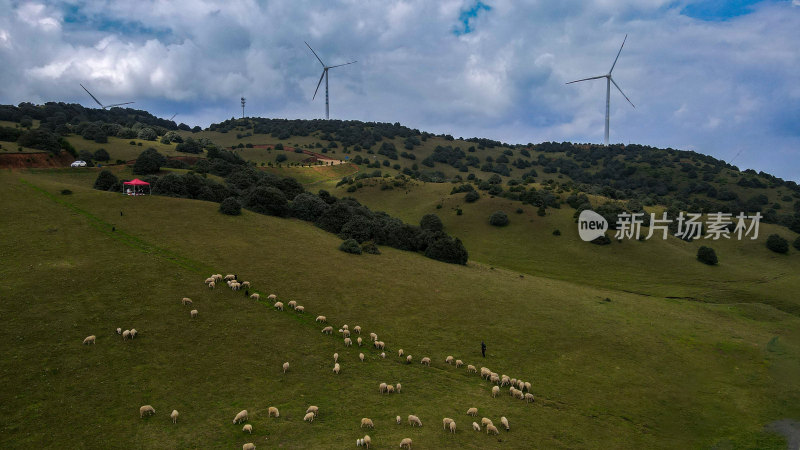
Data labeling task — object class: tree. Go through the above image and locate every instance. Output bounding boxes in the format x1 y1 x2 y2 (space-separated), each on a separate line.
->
290 193 329 221
246 186 289 217
424 236 468 265
219 197 242 215
465 190 480 203
93 148 110 161
766 234 789 254
137 127 157 141
133 148 166 175
489 211 509 227
420 213 443 232
93 169 119 191
697 246 718 265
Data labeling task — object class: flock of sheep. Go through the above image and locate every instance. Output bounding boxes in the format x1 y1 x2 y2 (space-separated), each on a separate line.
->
83 271 535 448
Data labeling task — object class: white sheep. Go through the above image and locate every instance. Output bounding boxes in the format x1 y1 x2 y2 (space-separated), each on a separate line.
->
455 359 463 368
359 353 365 362
408 415 422 427
224 274 235 281
322 326 333 334
480 367 490 379
204 277 214 284
467 407 477 416
481 417 493 428
380 382 387 394
363 435 371 448
288 300 297 309
274 302 284 311
304 412 315 422
316 315 326 323
333 363 340 374
396 415 401 425
333 352 339 363
524 381 532 392
501 375 510 386
267 294 277 300
242 443 255 450
501 416 509 430
406 355 412 364
524 393 535 403
396 383 401 393
492 386 500 397
130 329 137 339
467 364 477 373
171 410 179 423
208 281 215 289
375 341 385 350
400 437 412 449
514 389 525 400
241 281 250 289
420 357 431 366
443 417 453 429
282 362 289 373
250 293 260 300
123 330 131 340
445 355 454 364
380 352 386 359
398 348 404 357
190 309 198 318
212 274 223 282
369 332 378 342
386 385 395 394
83 335 96 345
353 325 361 334
306 405 319 416
344 337 352 347
487 424 499 435
268 406 279 418
342 329 351 338
295 305 304 313
243 424 252 433
472 422 481 431
449 420 456 433
182 297 193 305
342 324 349 330
233 409 248 424
139 405 155 418
116 327 122 335
230 282 241 291
361 417 374 428
517 380 524 390
357 337 363 346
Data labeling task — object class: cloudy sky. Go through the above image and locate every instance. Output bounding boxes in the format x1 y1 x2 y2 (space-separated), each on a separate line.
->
1 0 798 179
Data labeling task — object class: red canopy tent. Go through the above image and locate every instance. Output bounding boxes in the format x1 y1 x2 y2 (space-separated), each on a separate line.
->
122 178 151 196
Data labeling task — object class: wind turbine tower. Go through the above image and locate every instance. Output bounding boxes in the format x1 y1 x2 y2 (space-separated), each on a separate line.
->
305 41 357 119
566 35 635 146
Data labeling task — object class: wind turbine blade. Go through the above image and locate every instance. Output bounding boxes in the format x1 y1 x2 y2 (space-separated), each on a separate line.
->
610 77 635 108
312 70 326 100
105 102 135 108
80 84 104 108
170 113 177 121
565 75 606 84
328 61 357 69
609 34 628 74
305 41 325 67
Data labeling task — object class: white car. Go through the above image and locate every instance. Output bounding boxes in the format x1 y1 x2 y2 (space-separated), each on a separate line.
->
70 160 87 167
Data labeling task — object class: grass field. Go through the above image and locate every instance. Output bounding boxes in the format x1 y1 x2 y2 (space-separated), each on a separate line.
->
0 168 798 448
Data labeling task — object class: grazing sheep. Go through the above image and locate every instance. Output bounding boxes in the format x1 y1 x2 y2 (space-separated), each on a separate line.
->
396 383 401 393
130 329 137 339
224 274 235 281
250 293 260 300
524 381 532 392
342 324 349 330
268 406 279 418
333 352 339 363
501 416 509 430
467 364 476 373
353 326 361 334
380 382 387 394
396 416 401 425
230 282 241 291
122 330 131 340
182 297 193 305
380 352 386 359
443 418 453 429
204 277 214 284
369 332 378 341
481 417 493 428
83 335 96 345
420 357 431 366
357 337 363 347
243 424 252 433
322 326 333 334
342 329 351 338
492 386 500 397
274 302 284 311
445 355 454 364
344 337 352 347
306 405 319 416
524 393 535 403
241 281 250 289
208 281 215 289
296 305 304 313
455 359 463 368
190 309 198 318
509 387 517 397
116 327 122 335
480 367 489 379
406 355 412 364
282 362 289 373
501 375 510 386
361 418 374 428
288 300 297 309
511 378 517 387
316 315 326 323
490 373 500 384
449 420 456 433
400 437 412 449
514 389 525 400
472 422 481 431
517 380 524 390
466 407 478 416
386 385 395 394
212 274 223 282
304 412 315 422
375 341 385 350
408 415 422 427
359 353 365 362
398 348 404 357
242 444 255 450
139 405 155 418
487 424 499 435
333 363 340 374
171 410 179 423
267 294 277 300
233 410 248 424
363 435 371 448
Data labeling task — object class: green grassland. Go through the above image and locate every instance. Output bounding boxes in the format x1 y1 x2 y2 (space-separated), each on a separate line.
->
1 168 799 448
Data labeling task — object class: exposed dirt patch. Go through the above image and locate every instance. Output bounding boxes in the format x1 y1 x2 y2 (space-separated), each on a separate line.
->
766 419 800 449
0 151 74 169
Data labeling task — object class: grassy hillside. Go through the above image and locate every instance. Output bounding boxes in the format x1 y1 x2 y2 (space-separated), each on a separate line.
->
0 168 798 448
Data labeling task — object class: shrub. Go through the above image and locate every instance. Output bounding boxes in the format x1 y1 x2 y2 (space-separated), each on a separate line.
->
60 189 72 195
537 205 547 216
290 193 330 221
246 186 288 217
132 148 166 175
489 211 509 227
697 246 718 265
219 197 242 215
553 229 561 236
420 213 443 232
464 190 479 203
93 148 110 161
339 238 362 254
424 236 468 265
93 169 119 191
361 241 381 255
456 208 463 216
275 153 287 163
766 234 789 254
137 127 157 141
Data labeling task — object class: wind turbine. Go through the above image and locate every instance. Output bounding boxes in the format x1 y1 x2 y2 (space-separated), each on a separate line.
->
305 41 356 119
80 84 134 109
566 34 635 146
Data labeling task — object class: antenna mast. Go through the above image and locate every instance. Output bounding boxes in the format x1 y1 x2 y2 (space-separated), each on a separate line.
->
241 97 246 119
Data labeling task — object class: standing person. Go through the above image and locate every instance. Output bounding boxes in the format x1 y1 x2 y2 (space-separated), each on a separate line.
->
481 341 486 358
